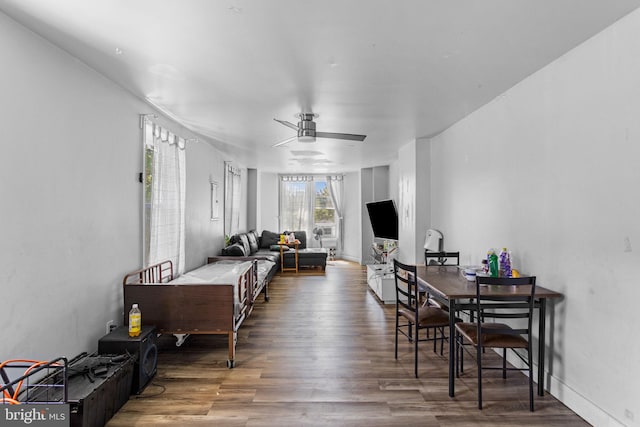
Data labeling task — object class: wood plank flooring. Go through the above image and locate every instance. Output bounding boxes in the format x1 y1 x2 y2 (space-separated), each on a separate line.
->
107 260 589 426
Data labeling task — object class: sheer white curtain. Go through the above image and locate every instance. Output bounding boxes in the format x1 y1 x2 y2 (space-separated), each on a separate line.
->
145 121 186 275
279 175 314 235
327 175 344 255
224 162 241 237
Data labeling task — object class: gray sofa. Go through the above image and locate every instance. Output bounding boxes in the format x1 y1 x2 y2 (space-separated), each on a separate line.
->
221 230 328 273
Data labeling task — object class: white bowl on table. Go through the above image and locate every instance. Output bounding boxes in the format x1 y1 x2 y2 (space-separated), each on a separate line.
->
461 267 481 281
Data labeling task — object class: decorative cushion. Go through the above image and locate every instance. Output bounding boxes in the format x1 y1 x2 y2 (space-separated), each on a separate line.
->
270 244 288 252
247 230 259 254
229 233 250 255
238 234 250 255
261 230 280 248
222 243 246 256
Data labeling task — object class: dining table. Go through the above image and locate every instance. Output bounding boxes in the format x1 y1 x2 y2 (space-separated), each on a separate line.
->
415 265 563 398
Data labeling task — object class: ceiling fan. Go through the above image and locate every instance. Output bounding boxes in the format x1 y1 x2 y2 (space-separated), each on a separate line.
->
272 113 366 147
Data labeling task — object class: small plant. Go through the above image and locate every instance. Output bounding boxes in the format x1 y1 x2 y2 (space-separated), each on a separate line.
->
224 234 231 246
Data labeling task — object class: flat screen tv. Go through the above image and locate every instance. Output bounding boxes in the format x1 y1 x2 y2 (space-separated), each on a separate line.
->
366 199 398 241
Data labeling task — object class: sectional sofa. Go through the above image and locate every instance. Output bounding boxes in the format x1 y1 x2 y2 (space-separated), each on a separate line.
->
219 230 328 276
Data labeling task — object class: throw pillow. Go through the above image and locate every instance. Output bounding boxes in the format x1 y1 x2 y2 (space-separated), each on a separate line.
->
222 243 246 256
238 234 250 255
261 230 280 248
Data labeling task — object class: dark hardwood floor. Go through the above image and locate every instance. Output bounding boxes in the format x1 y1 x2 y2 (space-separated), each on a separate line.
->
108 260 588 426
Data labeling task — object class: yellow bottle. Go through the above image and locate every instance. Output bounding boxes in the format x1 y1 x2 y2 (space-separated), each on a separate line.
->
128 303 141 337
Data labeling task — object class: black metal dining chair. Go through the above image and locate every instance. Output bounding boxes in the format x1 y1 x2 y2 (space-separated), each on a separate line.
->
424 250 460 266
393 259 451 378
455 275 537 411
423 251 460 310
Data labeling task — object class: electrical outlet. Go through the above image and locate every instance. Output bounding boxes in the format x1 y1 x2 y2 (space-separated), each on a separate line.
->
106 320 115 335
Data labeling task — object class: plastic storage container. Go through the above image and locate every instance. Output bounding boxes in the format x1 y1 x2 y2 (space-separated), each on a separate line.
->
489 251 499 277
499 248 512 277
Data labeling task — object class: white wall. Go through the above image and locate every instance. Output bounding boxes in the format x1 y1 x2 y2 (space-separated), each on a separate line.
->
398 142 417 264
388 160 399 212
397 140 431 264
415 140 430 261
0 12 142 361
0 11 230 362
247 168 258 231
258 171 279 233
341 171 361 262
184 140 226 271
428 10 640 427
360 165 392 263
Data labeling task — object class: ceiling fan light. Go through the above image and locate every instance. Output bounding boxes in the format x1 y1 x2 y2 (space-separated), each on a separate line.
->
298 135 316 143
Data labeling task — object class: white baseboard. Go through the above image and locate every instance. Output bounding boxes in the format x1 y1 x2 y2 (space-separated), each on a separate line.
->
339 254 360 263
502 352 628 427
546 374 628 427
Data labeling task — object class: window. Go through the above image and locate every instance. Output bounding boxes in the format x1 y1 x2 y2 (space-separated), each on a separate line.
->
313 181 336 238
280 175 343 251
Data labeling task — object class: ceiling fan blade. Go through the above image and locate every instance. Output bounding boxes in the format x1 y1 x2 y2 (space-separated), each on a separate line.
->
272 135 297 147
273 118 299 131
316 132 366 142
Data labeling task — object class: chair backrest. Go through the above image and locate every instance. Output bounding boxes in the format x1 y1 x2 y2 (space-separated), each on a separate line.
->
425 251 460 266
393 259 419 314
474 275 537 340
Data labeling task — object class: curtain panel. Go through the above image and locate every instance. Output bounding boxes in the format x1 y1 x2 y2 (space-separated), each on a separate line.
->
327 175 344 255
224 162 241 237
144 120 186 275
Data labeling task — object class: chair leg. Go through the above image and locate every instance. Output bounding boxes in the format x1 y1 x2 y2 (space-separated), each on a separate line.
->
440 327 444 356
394 314 399 360
477 344 483 410
528 344 534 412
414 322 419 378
502 348 507 379
455 332 460 378
459 332 464 374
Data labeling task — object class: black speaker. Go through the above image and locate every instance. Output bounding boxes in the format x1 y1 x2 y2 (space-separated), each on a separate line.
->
98 325 157 394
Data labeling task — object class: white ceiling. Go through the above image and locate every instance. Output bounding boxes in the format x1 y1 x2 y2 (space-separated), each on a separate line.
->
2 0 639 173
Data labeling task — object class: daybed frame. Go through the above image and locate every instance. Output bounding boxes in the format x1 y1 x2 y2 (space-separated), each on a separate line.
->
122 259 262 368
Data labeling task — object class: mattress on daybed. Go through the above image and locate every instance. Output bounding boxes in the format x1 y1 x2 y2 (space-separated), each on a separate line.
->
168 260 253 317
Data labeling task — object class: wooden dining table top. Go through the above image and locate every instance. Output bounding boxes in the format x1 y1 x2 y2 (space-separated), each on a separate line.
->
415 265 564 300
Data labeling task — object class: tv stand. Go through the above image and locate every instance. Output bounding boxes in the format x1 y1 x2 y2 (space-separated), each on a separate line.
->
366 263 395 304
